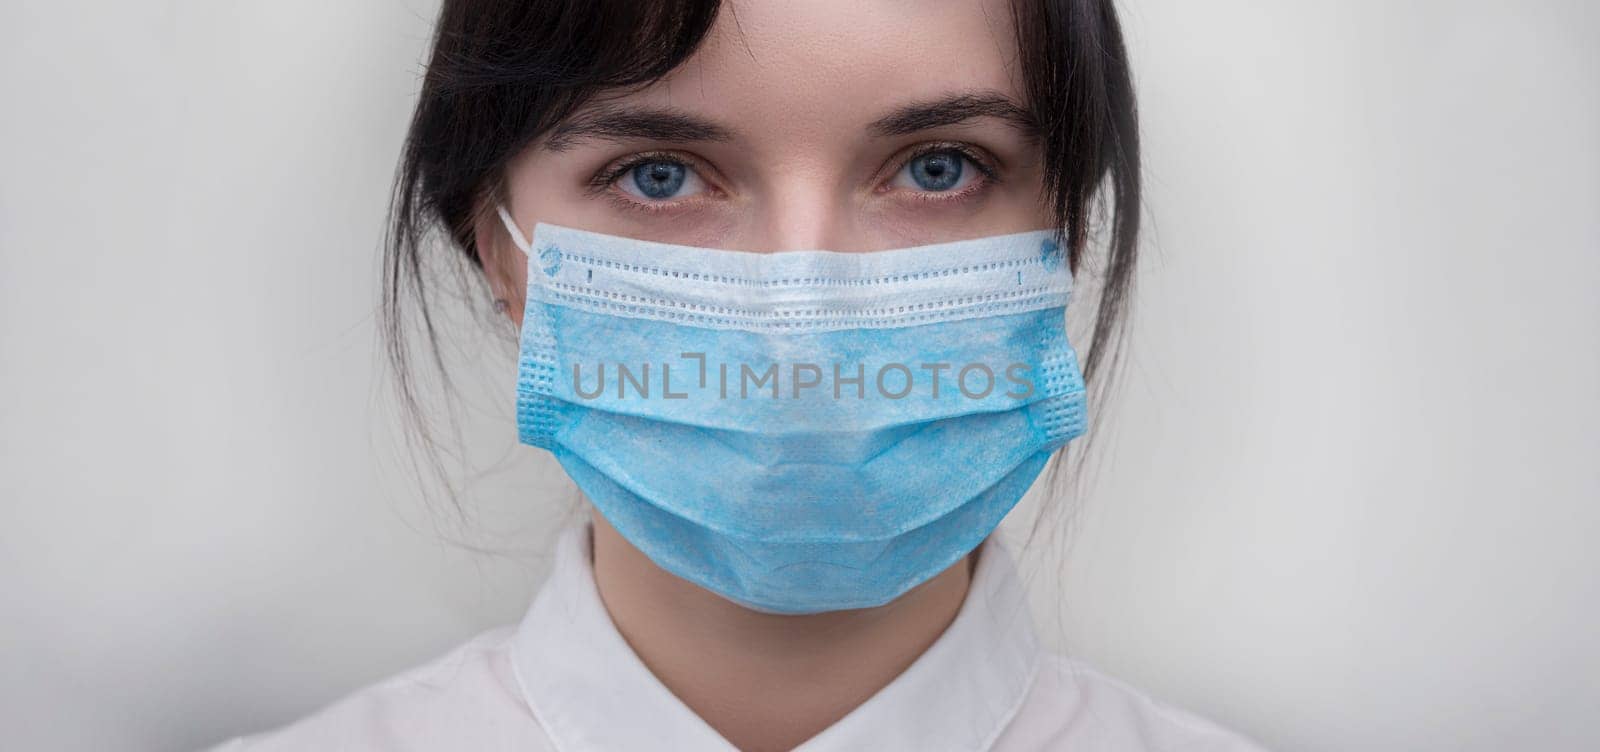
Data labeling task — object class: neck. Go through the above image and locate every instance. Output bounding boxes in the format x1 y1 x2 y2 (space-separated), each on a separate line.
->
588 512 973 752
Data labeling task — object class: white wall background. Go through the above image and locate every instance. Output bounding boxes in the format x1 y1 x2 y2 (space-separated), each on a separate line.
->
2 1 1595 750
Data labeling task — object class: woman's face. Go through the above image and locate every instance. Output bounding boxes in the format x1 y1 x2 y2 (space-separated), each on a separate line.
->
480 0 1050 307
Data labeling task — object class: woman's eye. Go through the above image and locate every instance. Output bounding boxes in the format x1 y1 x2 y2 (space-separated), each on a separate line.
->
617 159 707 201
892 149 980 193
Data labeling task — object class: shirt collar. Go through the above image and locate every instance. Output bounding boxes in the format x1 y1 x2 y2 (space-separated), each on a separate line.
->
510 523 1042 751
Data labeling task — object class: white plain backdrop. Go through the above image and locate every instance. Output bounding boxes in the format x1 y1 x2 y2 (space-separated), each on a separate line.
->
2 2 1596 750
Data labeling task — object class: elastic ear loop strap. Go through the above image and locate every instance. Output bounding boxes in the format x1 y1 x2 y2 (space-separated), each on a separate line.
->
496 203 533 253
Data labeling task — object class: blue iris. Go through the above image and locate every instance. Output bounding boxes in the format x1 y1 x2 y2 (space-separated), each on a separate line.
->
631 161 687 199
909 151 964 191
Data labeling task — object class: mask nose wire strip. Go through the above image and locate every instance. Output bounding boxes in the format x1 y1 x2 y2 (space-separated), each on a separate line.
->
496 203 533 254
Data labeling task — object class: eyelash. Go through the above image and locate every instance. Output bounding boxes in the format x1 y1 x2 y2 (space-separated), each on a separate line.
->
590 143 1002 214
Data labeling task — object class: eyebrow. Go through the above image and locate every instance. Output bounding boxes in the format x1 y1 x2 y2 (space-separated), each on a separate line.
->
540 90 1037 152
867 92 1038 140
542 107 736 152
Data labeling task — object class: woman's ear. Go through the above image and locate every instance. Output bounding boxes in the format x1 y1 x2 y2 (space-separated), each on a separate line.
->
471 201 528 324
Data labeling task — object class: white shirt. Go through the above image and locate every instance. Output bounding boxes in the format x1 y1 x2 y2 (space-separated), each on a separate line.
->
210 524 1269 751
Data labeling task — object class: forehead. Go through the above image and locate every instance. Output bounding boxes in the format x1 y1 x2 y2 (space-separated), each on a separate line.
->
586 0 1025 141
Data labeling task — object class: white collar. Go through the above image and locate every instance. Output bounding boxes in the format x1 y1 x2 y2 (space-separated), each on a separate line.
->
509 523 1042 751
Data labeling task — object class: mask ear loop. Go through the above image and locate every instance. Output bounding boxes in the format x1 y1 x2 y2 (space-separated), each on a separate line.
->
495 203 533 254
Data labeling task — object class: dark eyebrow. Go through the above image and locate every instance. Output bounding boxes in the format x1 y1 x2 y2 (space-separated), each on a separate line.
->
542 106 738 152
540 91 1036 152
867 91 1038 140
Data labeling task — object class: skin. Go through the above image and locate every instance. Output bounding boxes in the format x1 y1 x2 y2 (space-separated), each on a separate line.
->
474 1 1053 749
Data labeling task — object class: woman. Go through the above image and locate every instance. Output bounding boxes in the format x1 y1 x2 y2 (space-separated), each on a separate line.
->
215 0 1267 749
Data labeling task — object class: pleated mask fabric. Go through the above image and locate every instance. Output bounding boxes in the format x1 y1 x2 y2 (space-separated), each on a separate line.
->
497 205 1088 614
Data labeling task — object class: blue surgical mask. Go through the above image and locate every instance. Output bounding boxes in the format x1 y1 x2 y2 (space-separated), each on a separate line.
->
497 206 1087 614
